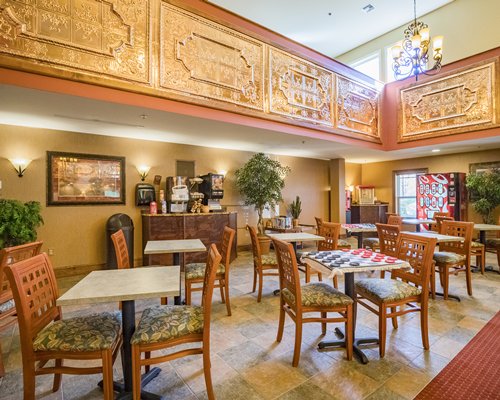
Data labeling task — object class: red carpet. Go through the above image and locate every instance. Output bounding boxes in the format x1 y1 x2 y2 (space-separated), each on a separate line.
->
415 311 500 400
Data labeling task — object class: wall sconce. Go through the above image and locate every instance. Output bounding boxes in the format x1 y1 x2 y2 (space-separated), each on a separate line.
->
218 170 227 177
137 165 151 181
348 185 354 192
9 158 31 177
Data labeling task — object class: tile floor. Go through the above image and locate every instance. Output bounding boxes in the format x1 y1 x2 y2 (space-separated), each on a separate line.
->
1 243 499 400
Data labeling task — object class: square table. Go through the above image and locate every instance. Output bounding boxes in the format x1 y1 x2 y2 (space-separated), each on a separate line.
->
266 232 324 252
144 239 206 305
401 231 465 243
473 224 500 272
341 223 377 248
402 218 435 232
303 250 409 364
57 266 180 400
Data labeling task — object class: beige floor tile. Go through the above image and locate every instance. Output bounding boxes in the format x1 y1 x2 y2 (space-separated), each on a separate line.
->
429 336 466 359
384 365 432 399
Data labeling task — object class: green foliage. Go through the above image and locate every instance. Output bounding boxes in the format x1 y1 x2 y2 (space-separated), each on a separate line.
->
0 199 44 248
288 196 302 219
235 153 291 233
466 168 500 224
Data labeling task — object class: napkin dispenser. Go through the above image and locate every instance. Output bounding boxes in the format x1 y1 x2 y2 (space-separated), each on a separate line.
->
135 183 155 206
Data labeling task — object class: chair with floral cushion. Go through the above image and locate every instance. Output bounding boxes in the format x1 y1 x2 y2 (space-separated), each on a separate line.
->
272 237 353 367
430 215 454 232
355 233 437 357
0 241 43 377
363 215 403 251
470 240 486 274
375 223 401 279
130 244 221 400
434 220 474 300
185 226 236 316
247 225 279 302
5 253 122 400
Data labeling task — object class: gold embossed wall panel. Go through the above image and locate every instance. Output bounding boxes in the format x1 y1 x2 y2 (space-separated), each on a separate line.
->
399 60 498 142
268 47 333 127
159 2 264 111
0 0 151 84
335 75 379 138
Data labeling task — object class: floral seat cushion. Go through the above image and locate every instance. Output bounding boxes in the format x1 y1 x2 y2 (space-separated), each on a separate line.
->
185 262 225 280
362 238 379 247
471 241 484 248
282 283 353 308
33 311 121 352
0 299 15 314
338 239 351 248
433 251 466 264
131 305 203 345
355 279 421 302
260 253 278 266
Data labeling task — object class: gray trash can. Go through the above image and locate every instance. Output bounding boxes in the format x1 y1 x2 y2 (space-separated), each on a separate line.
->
106 213 134 269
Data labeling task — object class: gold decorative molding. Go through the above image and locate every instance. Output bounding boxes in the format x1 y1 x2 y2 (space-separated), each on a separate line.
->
336 75 379 138
399 59 498 142
160 2 264 110
268 47 333 127
0 0 151 84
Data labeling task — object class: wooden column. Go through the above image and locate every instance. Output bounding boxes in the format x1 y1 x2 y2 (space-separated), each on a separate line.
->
329 159 346 223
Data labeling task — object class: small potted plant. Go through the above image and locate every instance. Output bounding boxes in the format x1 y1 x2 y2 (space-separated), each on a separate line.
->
0 199 44 248
288 196 302 228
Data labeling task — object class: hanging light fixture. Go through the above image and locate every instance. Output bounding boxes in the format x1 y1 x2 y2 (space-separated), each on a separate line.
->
391 0 443 81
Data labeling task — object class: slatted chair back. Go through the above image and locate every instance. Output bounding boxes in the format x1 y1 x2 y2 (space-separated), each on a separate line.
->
272 238 302 312
246 225 262 268
433 212 449 218
5 253 61 349
439 221 473 256
201 244 221 342
376 223 400 257
220 226 236 270
431 216 454 232
387 215 403 227
392 233 437 291
314 217 323 234
0 241 43 308
318 222 341 251
111 229 130 269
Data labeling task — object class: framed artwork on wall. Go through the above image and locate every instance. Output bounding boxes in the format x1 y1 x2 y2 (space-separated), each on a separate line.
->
469 161 500 175
47 151 126 206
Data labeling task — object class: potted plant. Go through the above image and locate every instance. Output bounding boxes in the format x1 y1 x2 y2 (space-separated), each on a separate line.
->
0 199 44 248
235 153 290 252
288 196 302 228
466 168 500 224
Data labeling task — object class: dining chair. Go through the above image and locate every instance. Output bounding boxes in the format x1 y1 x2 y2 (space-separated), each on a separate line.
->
272 238 353 367
363 215 402 251
247 225 279 302
434 220 474 300
470 240 486 274
185 226 236 316
430 215 454 232
130 244 221 400
0 241 43 377
355 233 437 357
5 253 122 400
375 223 401 279
314 216 323 235
316 222 350 288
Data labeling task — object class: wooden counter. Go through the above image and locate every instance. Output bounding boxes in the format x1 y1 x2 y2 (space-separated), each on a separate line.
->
142 212 237 266
350 204 388 224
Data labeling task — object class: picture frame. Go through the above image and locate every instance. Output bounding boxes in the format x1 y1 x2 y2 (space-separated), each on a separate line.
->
47 151 126 206
469 161 500 175
357 185 375 205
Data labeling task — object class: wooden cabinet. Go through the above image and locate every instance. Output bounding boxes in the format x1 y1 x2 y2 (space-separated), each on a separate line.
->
350 204 388 224
142 212 237 267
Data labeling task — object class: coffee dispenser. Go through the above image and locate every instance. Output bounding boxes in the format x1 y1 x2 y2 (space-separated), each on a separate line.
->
166 176 189 213
199 173 224 211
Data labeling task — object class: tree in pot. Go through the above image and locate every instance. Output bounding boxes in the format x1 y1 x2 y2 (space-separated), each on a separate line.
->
235 153 290 252
288 196 302 228
0 199 44 249
465 168 500 224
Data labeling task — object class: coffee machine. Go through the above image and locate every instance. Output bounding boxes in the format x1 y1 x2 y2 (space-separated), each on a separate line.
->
199 173 224 211
166 176 189 213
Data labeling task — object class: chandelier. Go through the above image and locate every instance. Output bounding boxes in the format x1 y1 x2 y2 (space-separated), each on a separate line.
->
391 0 443 81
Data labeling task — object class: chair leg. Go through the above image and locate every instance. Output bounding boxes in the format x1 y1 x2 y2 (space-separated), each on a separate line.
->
420 303 430 350
0 345 4 378
257 270 263 303
332 275 338 289
144 352 150 373
102 350 114 400
203 345 215 400
305 265 310 283
480 249 485 275
390 306 398 329
185 280 192 305
465 263 473 296
379 306 387 358
132 346 142 400
318 272 323 282
345 305 353 361
52 359 63 392
380 270 386 279
22 361 36 400
443 268 449 300
430 270 436 300
276 303 285 342
224 280 232 316
219 279 226 304
321 312 327 335
292 318 303 367
252 267 257 293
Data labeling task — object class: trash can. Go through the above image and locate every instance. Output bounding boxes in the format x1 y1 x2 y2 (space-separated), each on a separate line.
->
106 213 134 269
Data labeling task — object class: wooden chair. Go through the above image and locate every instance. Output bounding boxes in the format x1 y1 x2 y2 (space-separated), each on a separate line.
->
5 253 122 400
363 215 403 251
355 233 437 357
430 215 454 232
434 221 474 300
314 216 323 235
0 241 43 377
272 238 353 367
185 226 236 316
470 240 486 275
433 211 449 218
131 244 221 400
376 223 400 279
247 225 279 302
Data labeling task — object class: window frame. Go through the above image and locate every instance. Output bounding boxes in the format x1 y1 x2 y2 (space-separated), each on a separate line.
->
349 50 382 81
392 168 428 218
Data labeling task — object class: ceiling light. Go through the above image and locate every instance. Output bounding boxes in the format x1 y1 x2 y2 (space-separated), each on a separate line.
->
431 149 441 153
391 0 443 81
362 4 375 13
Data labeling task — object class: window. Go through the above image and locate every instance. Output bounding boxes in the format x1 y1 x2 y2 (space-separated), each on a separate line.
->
350 52 381 81
394 169 427 218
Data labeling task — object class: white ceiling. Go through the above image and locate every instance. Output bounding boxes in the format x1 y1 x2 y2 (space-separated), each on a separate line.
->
208 0 454 57
1 84 499 163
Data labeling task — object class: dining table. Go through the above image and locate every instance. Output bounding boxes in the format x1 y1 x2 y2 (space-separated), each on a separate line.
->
473 223 500 273
402 218 435 232
302 250 410 364
144 238 206 305
341 223 377 248
57 266 180 400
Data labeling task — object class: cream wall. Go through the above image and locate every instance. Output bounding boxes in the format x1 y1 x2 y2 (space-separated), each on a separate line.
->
0 125 329 270
337 0 500 82
360 149 500 221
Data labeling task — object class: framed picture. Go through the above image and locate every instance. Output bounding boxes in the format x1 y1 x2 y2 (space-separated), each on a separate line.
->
469 161 500 175
357 185 375 205
47 151 126 206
